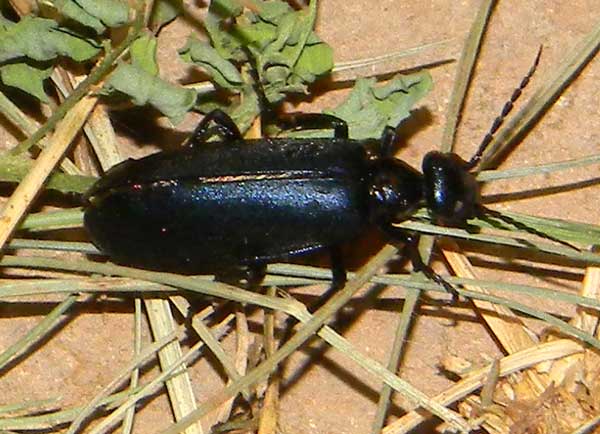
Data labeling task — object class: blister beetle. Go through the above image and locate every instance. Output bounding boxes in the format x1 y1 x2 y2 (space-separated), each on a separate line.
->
83 49 548 292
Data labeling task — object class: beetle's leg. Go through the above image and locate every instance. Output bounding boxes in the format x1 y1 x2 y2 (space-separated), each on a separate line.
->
275 113 349 140
215 263 266 290
279 246 347 344
384 226 459 301
246 263 267 288
188 109 242 146
293 246 347 318
380 126 399 158
329 245 347 291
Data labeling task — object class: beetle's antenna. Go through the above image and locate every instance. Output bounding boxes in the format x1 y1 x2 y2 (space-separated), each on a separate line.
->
479 205 581 252
465 46 543 171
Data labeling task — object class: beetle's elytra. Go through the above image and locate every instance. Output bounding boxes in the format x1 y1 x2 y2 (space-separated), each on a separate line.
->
85 136 375 273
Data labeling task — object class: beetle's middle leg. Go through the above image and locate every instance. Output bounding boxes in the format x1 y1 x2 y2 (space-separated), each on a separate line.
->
279 246 347 345
188 109 242 146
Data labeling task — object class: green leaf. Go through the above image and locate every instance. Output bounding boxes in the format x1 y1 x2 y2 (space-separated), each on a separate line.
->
130 34 158 76
209 0 243 18
54 0 129 33
233 19 277 49
292 41 333 82
54 0 106 33
0 154 95 194
324 71 433 139
228 85 259 133
104 63 196 124
149 0 183 31
255 1 293 24
204 12 243 60
0 63 53 102
75 0 129 27
179 37 243 90
232 0 333 103
0 16 101 63
0 14 13 30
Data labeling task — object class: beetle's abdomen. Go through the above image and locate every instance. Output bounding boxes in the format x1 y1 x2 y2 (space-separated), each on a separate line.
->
84 174 369 273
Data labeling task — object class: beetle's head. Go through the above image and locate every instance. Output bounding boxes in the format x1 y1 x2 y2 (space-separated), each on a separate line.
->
422 151 480 227
367 158 423 224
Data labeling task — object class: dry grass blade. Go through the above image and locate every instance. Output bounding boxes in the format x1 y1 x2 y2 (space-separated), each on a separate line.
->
87 339 207 434
65 329 182 433
0 94 97 250
0 294 78 370
144 298 203 434
382 339 583 434
162 245 471 434
440 0 495 152
442 240 550 396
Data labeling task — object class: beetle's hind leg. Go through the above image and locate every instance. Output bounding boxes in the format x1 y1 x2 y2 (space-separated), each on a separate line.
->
187 109 242 146
245 262 267 288
214 262 266 290
279 246 347 345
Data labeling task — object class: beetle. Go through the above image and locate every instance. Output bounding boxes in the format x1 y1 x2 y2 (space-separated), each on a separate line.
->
83 49 548 293
83 110 428 287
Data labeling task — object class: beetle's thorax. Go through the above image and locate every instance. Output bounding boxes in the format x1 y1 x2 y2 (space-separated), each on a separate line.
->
366 157 424 224
422 151 480 226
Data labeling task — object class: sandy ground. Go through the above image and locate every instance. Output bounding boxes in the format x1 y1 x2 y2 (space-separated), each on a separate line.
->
0 1 598 433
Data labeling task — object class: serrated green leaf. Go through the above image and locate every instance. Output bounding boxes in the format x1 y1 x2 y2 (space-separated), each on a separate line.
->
0 63 53 102
54 0 128 33
0 16 100 63
228 85 259 133
179 37 243 90
234 19 277 49
292 42 333 82
76 0 129 27
322 71 433 139
204 12 243 60
105 63 196 124
209 0 243 18
242 0 331 103
130 34 158 76
54 0 106 33
150 0 183 30
255 1 292 24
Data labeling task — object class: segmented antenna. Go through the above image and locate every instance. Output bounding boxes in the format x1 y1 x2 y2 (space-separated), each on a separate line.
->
465 46 543 170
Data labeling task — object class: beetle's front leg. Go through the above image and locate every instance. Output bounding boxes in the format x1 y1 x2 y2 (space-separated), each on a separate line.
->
188 109 242 146
383 225 459 300
275 113 349 140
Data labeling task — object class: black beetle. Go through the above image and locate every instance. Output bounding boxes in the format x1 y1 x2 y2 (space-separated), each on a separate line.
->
83 50 546 291
84 110 429 287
